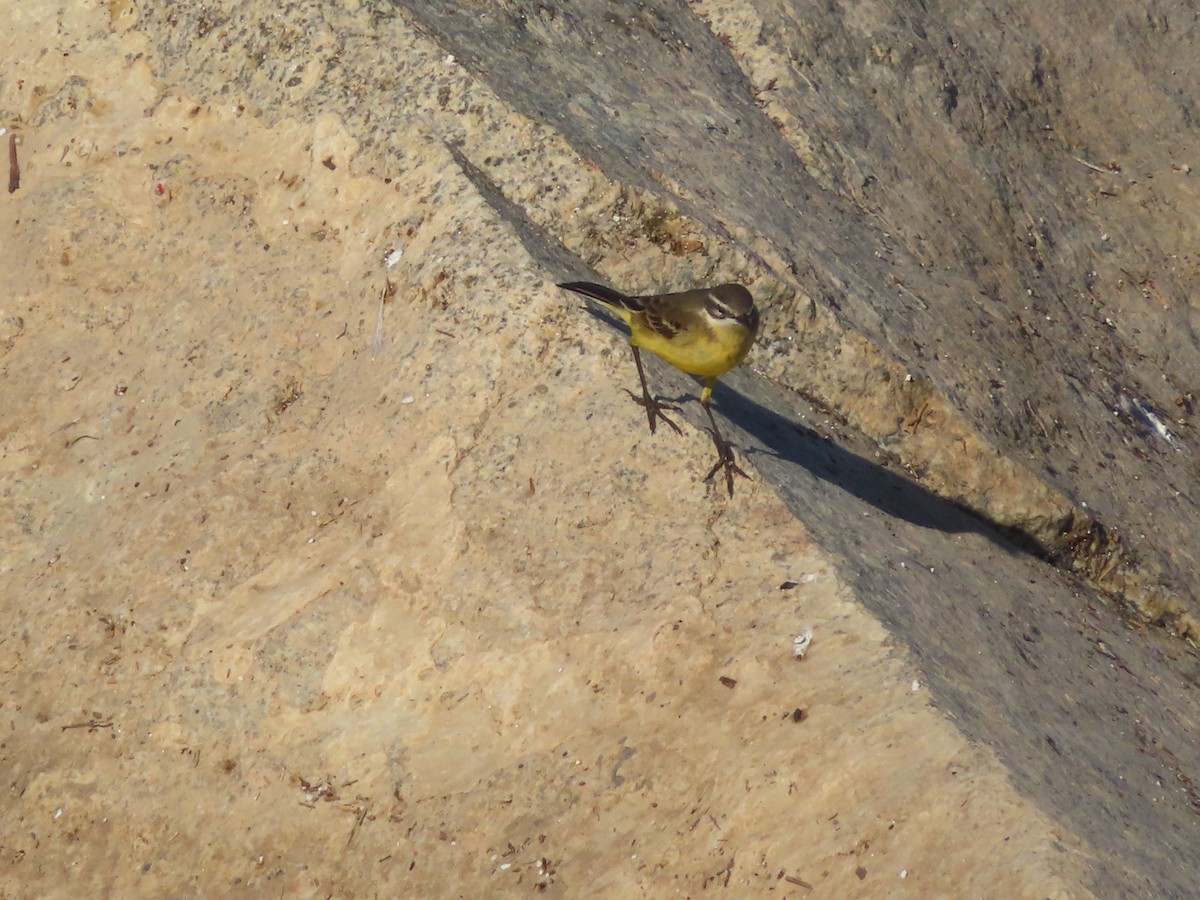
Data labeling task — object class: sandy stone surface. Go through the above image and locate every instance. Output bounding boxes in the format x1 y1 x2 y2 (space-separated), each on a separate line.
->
0 3 1092 897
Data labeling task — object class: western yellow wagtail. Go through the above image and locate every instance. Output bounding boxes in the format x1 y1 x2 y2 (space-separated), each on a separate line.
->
558 281 760 495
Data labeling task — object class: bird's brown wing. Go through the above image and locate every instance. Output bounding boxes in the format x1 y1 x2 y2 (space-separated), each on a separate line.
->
637 294 685 339
558 282 689 339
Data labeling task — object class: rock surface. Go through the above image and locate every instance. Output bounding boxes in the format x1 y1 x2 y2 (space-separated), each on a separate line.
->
3 1 1200 896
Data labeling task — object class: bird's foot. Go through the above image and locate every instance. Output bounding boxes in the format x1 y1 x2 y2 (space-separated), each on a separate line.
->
703 428 750 497
624 389 683 435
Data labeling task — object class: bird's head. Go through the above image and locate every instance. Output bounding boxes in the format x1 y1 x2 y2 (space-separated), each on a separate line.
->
705 284 760 336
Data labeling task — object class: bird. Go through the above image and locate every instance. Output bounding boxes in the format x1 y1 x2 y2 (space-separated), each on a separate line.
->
557 280 760 495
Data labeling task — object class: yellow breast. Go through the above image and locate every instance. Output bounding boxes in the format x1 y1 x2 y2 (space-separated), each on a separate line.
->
630 317 753 379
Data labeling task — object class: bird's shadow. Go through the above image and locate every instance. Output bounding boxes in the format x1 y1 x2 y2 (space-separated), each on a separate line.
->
717 377 987 536
723 371 1059 558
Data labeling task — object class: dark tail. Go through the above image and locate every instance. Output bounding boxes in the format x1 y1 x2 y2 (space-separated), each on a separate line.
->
557 281 641 312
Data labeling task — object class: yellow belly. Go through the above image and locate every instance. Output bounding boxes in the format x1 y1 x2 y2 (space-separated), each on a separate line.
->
630 318 751 378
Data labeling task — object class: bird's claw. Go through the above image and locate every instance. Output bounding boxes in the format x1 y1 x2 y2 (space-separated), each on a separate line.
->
624 389 683 435
703 427 750 497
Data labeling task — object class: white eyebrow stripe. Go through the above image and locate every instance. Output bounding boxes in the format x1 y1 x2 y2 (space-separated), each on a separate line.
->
705 291 733 314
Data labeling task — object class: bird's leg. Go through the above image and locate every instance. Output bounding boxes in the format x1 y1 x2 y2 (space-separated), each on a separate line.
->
701 395 750 497
625 345 682 435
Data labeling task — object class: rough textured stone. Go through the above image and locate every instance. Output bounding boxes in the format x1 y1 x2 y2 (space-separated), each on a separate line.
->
4 1 1200 897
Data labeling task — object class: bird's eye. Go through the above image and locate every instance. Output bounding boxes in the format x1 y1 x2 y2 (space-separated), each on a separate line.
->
708 304 729 319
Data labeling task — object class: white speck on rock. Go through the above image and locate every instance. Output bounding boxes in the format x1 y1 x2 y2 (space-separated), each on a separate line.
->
793 628 813 659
